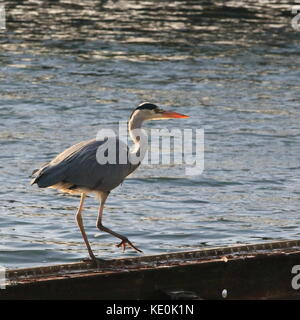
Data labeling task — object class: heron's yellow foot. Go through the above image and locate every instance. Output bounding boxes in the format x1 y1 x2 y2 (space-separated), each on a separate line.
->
116 238 143 253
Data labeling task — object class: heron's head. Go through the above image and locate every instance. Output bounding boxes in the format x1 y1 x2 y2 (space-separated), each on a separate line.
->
130 102 189 122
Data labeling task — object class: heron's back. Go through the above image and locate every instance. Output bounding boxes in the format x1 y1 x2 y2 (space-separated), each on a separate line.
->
31 138 137 193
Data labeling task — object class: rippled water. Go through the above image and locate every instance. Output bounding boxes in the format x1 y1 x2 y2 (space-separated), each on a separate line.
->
0 0 299 268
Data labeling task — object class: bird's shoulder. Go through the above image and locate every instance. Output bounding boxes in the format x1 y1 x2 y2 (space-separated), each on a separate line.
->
50 138 128 165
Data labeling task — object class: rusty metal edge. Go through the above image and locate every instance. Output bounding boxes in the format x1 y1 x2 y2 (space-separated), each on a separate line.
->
13 249 300 285
5 250 300 300
5 238 300 284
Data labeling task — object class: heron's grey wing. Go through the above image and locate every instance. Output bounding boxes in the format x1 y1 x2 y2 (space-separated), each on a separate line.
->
31 138 132 191
31 139 93 187
63 138 134 191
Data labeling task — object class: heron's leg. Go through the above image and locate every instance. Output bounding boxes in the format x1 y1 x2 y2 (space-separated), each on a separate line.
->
96 192 142 253
75 193 97 261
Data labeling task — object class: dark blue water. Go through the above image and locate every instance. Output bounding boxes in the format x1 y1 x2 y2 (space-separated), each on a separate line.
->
0 0 299 268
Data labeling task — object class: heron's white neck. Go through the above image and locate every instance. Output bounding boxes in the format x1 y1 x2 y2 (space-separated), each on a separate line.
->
127 111 148 167
128 112 145 145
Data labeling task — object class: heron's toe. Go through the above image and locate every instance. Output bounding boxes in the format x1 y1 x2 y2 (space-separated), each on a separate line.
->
116 239 143 253
82 257 107 267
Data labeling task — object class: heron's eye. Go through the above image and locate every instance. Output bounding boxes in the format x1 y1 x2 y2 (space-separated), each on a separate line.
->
156 109 164 113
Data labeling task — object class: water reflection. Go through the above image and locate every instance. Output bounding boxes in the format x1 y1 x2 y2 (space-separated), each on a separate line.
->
3 1 296 46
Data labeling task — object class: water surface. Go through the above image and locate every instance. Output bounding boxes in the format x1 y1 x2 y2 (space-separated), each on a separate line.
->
0 0 299 268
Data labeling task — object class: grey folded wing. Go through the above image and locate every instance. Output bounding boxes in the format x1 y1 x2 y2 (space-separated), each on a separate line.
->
31 138 132 192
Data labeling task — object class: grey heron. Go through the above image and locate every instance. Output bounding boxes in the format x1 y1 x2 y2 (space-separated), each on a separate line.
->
31 102 189 263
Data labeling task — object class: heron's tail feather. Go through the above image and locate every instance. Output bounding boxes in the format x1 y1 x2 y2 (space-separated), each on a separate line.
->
30 164 67 188
31 168 39 176
30 169 38 185
30 177 38 186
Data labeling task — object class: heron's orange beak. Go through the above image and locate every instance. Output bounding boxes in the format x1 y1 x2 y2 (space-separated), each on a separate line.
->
161 111 189 119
